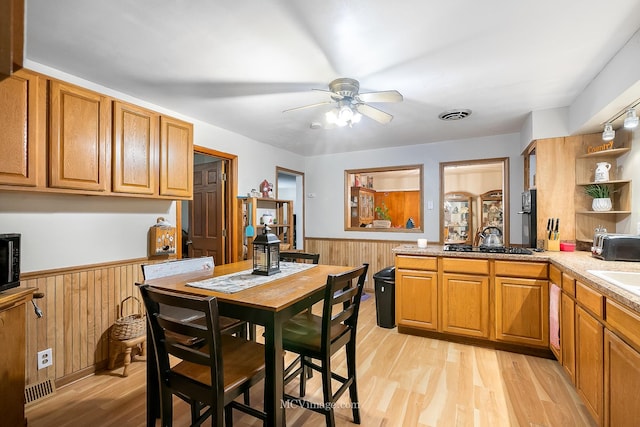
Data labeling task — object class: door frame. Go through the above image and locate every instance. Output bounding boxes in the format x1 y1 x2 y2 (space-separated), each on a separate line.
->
176 146 239 262
276 166 305 250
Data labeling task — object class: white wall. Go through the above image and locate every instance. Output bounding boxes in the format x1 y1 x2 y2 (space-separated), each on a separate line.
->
304 133 524 244
619 130 640 235
0 62 305 272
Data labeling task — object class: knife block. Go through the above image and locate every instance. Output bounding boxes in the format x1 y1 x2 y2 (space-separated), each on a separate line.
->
545 239 560 252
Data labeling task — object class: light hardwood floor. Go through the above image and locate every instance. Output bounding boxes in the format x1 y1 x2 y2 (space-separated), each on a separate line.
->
26 295 596 427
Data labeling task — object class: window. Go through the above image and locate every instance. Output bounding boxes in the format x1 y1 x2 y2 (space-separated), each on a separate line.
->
344 165 423 232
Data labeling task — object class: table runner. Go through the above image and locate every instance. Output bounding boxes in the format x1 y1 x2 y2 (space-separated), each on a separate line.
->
186 261 318 293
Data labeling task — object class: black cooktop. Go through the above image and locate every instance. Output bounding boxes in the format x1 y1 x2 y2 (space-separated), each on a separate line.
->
443 244 533 255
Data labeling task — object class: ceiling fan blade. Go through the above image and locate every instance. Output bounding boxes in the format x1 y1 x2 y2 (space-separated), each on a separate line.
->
357 90 403 103
355 103 394 124
283 101 334 113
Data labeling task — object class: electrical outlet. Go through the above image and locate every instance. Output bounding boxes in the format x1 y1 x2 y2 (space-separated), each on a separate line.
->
37 348 53 370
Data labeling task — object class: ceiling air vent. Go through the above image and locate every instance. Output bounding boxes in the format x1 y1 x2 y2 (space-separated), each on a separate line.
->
438 109 472 121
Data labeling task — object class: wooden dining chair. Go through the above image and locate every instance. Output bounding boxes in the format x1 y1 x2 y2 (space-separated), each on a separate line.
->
281 263 369 427
139 284 266 427
279 251 320 265
141 258 248 339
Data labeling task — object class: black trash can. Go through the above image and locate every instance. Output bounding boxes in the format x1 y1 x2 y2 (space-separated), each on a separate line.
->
373 266 396 328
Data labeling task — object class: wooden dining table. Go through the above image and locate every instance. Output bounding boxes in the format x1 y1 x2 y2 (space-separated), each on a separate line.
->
139 259 354 427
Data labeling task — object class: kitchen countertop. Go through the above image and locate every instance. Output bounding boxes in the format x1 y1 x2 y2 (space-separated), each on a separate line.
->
393 244 640 313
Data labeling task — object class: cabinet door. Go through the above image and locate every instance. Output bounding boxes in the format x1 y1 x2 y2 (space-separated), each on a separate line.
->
604 330 640 427
0 69 45 186
112 101 158 195
576 305 604 426
49 81 110 191
495 277 549 347
442 273 489 338
396 269 438 330
0 303 26 426
159 116 193 198
561 293 576 384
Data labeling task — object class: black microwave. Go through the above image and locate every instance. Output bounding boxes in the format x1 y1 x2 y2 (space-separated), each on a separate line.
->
0 233 20 293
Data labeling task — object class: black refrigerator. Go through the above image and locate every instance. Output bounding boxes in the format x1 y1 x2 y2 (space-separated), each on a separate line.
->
520 189 537 248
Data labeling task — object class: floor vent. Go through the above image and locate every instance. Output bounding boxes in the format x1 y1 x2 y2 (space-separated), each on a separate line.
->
25 378 56 406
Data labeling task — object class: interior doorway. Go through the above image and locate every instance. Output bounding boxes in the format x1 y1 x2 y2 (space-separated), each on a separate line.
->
179 147 238 265
276 167 305 250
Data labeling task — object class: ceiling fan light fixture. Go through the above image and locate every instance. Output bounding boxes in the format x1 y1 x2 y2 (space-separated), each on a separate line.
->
602 123 615 141
623 108 639 129
325 104 361 127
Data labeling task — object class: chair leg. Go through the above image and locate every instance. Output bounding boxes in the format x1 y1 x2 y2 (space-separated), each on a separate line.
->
122 346 133 377
225 404 234 427
107 339 119 370
321 357 336 427
346 341 361 424
299 356 307 397
160 390 173 427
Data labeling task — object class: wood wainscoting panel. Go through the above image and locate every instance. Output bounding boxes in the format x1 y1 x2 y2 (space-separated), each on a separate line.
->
20 259 147 387
304 238 408 290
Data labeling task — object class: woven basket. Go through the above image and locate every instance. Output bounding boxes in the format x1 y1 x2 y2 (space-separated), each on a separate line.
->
110 296 145 341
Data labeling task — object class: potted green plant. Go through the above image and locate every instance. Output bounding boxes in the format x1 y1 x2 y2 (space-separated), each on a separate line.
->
373 203 392 228
585 184 612 211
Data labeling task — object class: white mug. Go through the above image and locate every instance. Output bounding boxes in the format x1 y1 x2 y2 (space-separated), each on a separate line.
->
417 238 428 248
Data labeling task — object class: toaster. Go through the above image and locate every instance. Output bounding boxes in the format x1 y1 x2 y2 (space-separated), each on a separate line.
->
592 234 640 261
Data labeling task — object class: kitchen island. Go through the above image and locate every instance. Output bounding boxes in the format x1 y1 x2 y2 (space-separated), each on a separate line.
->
393 245 640 427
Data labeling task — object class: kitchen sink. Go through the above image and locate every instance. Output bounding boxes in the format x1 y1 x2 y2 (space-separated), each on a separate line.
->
587 270 640 296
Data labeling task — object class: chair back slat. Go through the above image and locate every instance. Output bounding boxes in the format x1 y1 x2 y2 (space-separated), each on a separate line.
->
142 256 215 280
321 264 368 351
279 251 320 264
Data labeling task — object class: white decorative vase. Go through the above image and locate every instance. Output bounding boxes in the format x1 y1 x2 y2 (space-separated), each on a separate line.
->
372 220 392 228
592 198 612 212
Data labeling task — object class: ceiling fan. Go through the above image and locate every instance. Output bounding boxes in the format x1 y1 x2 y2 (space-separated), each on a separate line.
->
283 78 403 126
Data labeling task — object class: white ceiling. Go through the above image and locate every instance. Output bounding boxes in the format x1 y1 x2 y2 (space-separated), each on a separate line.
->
24 0 640 156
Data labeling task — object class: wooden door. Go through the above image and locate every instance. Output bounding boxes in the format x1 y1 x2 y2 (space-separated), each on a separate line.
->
495 276 549 347
112 101 158 195
561 292 576 384
604 330 640 427
189 161 224 263
441 273 490 338
396 269 438 330
159 115 193 198
576 305 604 426
49 80 110 191
0 69 45 187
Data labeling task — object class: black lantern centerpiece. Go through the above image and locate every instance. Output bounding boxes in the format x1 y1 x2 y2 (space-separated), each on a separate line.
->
252 226 280 276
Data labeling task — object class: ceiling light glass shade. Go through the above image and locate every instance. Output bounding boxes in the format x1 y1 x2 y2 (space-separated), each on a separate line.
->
602 123 615 141
623 108 639 129
325 105 361 127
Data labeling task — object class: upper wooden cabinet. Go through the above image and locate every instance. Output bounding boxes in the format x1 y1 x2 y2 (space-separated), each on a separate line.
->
159 116 193 198
112 101 159 195
0 69 45 186
0 70 194 200
0 0 24 76
49 80 111 192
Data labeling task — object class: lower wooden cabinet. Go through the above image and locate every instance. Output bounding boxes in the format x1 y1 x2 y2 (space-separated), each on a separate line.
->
561 292 576 384
396 269 438 330
495 276 549 347
441 273 489 338
0 289 34 427
603 329 640 427
576 305 604 426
